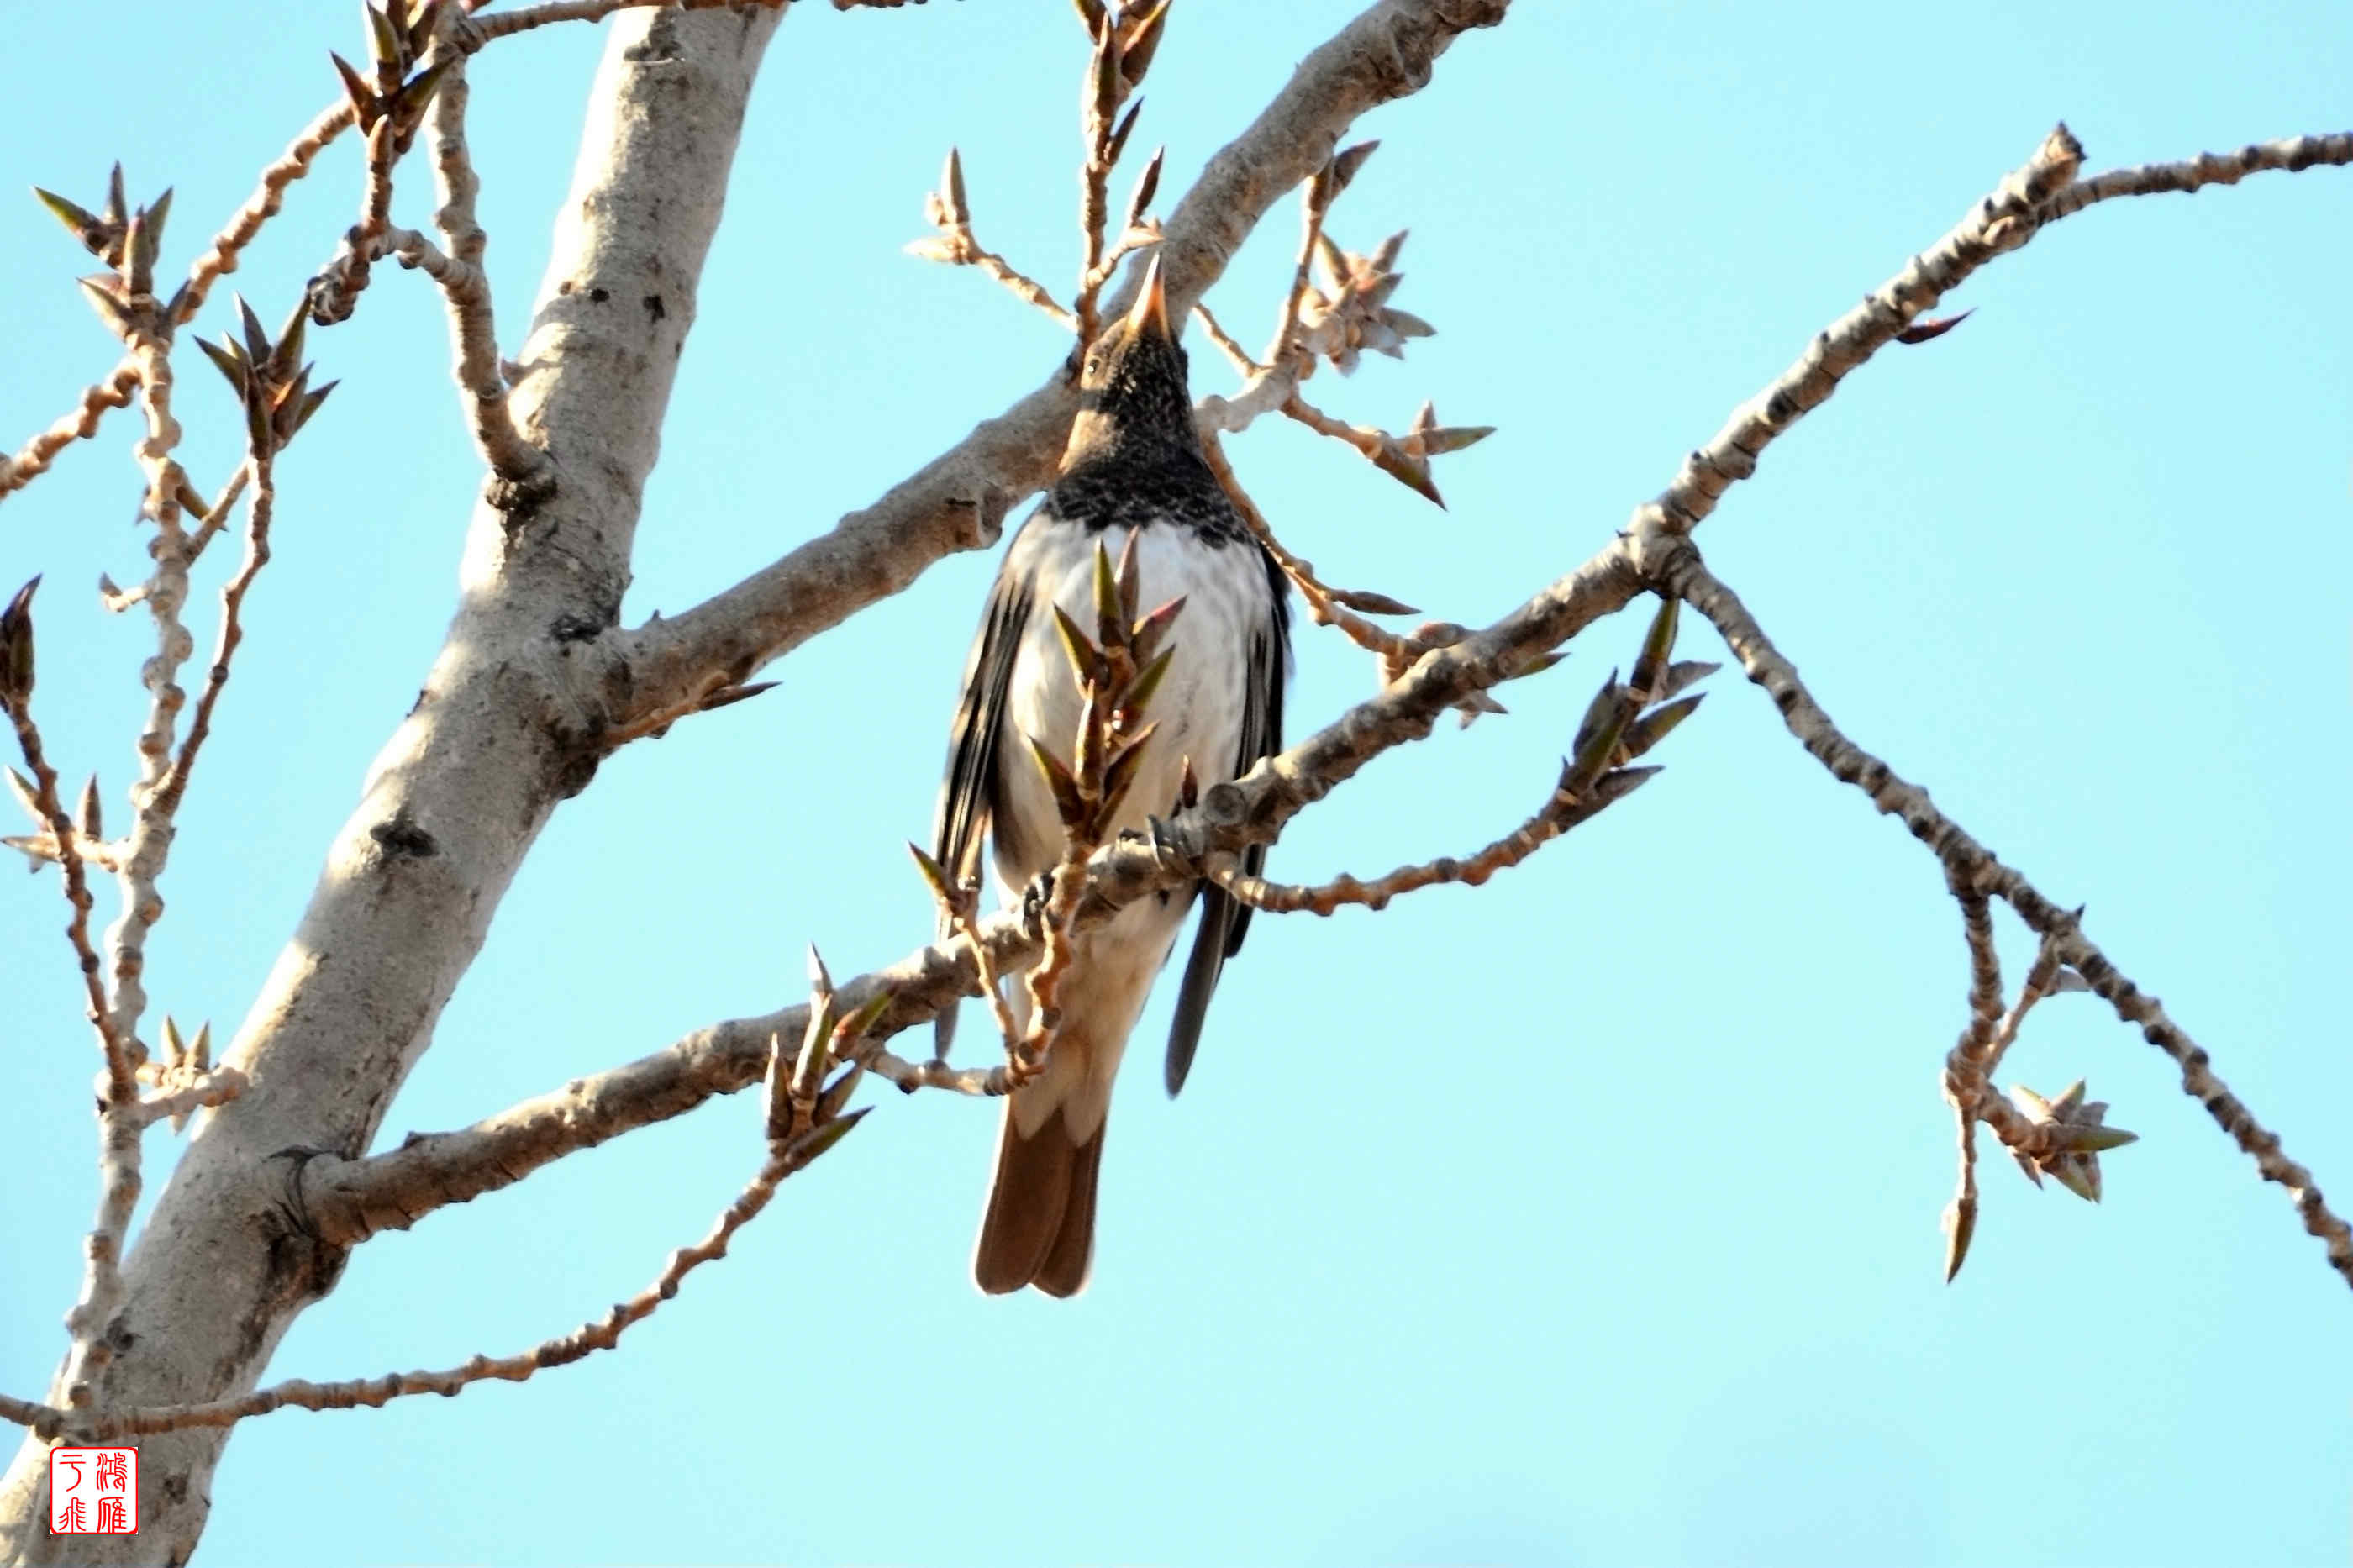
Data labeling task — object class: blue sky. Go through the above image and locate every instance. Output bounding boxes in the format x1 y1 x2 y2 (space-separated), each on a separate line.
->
3 2 2350 1563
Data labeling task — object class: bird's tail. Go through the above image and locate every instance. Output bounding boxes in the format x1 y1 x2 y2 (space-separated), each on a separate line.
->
973 1048 1108 1297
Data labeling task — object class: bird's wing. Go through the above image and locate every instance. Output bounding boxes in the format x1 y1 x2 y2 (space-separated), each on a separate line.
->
1164 545 1290 1096
933 560 1033 1056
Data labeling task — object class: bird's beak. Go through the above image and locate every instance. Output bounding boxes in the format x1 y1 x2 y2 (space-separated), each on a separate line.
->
1123 253 1172 340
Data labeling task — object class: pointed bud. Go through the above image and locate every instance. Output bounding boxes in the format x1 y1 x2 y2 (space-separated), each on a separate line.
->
1896 308 1974 345
0 576 39 708
1128 594 1187 664
234 295 270 366
1622 693 1704 760
1106 99 1144 171
1117 0 1171 87
1119 645 1176 718
1024 734 1087 827
1941 1193 1977 1283
1088 25 1122 139
1371 441 1442 508
270 297 309 382
394 56 454 127
1098 723 1157 822
1113 528 1143 625
832 989 896 1053
1050 604 1099 682
1629 597 1680 699
1324 587 1418 616
1124 145 1164 227
32 187 103 254
405 0 440 59
76 775 101 839
102 163 126 230
1092 539 1121 647
329 51 379 126
906 841 957 909
366 2 403 69
816 1054 868 1124
3 766 37 822
76 276 134 339
781 1105 870 1166
2049 1123 2140 1155
1571 670 1622 760
1657 659 1719 702
943 145 969 226
196 337 250 398
291 380 340 437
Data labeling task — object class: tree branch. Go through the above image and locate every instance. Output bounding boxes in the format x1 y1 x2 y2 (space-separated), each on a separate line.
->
0 8 789 1556
610 0 1514 729
303 533 1642 1244
1658 542 2353 1289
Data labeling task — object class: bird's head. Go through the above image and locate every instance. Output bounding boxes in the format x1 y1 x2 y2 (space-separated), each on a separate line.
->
1062 255 1197 464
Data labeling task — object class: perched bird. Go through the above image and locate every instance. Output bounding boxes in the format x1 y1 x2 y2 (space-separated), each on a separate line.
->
934 256 1291 1297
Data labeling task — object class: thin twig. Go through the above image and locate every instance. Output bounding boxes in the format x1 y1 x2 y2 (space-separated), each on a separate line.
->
1636 125 2086 540
3 708 121 1079
182 460 254 567
5 1046 861 1443
1210 760 1652 915
1192 302 1260 375
0 363 139 505
1937 885 2003 1281
2039 130 2353 221
1197 429 1413 662
153 451 276 819
1661 540 2353 1289
421 49 552 487
179 103 356 324
132 1066 249 1132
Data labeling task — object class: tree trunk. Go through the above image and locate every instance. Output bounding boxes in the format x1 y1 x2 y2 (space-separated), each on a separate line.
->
0 8 783 1560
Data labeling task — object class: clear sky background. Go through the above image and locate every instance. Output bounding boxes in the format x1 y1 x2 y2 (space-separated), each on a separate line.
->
2 3 2350 1564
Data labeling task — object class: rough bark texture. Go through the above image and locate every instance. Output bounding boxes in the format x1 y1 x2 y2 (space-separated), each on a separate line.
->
0 9 783 1561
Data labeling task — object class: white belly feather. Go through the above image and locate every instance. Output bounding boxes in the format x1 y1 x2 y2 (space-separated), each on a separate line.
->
988 517 1268 1140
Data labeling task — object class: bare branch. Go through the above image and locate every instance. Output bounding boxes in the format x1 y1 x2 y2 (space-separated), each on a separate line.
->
2040 129 2353 220
1638 125 2086 540
1 598 122 1081
1660 541 2353 1288
906 150 1076 328
418 46 555 489
179 102 356 324
1211 757 1653 916
0 362 139 505
613 0 1515 730
302 531 1642 1246
152 450 276 820
2 1043 862 1444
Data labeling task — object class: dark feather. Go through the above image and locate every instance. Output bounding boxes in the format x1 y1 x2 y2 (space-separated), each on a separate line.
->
1164 542 1290 1097
932 568 1031 1057
974 1109 1103 1297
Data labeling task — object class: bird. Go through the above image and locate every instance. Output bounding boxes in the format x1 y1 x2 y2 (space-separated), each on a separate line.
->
933 255 1291 1297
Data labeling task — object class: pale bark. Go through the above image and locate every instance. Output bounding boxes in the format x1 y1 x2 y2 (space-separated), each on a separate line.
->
0 3 1517 1557
0 8 784 1560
